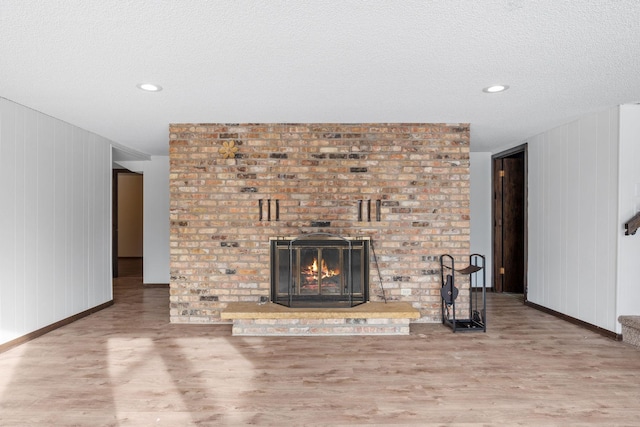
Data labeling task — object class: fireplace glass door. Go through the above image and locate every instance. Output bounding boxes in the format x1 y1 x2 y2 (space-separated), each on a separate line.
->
270 235 369 307
300 247 343 295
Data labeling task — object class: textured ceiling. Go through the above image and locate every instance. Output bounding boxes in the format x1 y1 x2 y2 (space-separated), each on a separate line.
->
1 1 639 155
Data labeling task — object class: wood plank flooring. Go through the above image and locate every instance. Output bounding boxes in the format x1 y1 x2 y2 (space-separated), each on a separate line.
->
2 273 640 426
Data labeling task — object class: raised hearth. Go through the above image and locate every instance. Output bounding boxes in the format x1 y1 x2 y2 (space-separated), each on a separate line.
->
221 302 420 336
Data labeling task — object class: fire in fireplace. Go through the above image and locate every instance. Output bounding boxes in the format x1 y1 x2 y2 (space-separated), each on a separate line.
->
270 234 370 307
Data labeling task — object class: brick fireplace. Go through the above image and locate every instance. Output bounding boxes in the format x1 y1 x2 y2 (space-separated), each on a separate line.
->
169 123 470 324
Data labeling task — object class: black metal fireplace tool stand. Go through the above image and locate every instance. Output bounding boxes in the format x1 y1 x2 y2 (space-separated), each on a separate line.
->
440 253 486 332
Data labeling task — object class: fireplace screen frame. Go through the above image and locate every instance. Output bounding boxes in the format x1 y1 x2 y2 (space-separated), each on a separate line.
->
270 234 370 308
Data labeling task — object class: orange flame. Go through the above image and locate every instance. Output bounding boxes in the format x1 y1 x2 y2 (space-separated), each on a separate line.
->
303 257 340 278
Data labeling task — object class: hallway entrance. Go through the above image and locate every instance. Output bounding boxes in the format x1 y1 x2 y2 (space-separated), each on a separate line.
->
493 144 527 297
112 169 143 278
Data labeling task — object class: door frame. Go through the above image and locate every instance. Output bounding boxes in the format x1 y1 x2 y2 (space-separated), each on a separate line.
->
112 169 125 278
492 143 528 301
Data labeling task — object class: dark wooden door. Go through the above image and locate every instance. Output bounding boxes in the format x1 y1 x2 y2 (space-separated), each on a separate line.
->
502 155 525 293
493 160 504 291
493 152 526 294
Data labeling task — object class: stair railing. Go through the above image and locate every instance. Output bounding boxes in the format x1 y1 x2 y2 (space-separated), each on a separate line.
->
624 212 640 236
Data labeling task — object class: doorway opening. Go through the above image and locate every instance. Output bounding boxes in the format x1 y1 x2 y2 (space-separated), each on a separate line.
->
492 144 527 300
112 169 143 278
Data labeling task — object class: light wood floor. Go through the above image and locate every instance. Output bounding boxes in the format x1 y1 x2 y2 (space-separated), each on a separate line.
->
2 275 640 426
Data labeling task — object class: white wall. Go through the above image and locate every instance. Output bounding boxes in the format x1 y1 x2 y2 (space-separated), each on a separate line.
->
616 104 640 328
0 98 112 345
528 107 619 332
116 157 170 284
470 152 493 287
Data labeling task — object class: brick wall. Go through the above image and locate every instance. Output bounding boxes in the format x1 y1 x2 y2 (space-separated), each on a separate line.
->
169 123 470 323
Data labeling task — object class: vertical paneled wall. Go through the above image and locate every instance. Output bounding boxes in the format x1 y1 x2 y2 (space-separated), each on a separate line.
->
0 98 112 345
528 107 619 332
616 104 640 326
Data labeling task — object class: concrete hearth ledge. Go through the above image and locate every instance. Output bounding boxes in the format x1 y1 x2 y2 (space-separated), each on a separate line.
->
619 315 640 347
221 302 420 320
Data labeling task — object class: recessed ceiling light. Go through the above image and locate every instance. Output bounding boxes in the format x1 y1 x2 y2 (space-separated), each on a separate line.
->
483 85 509 93
137 83 163 92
